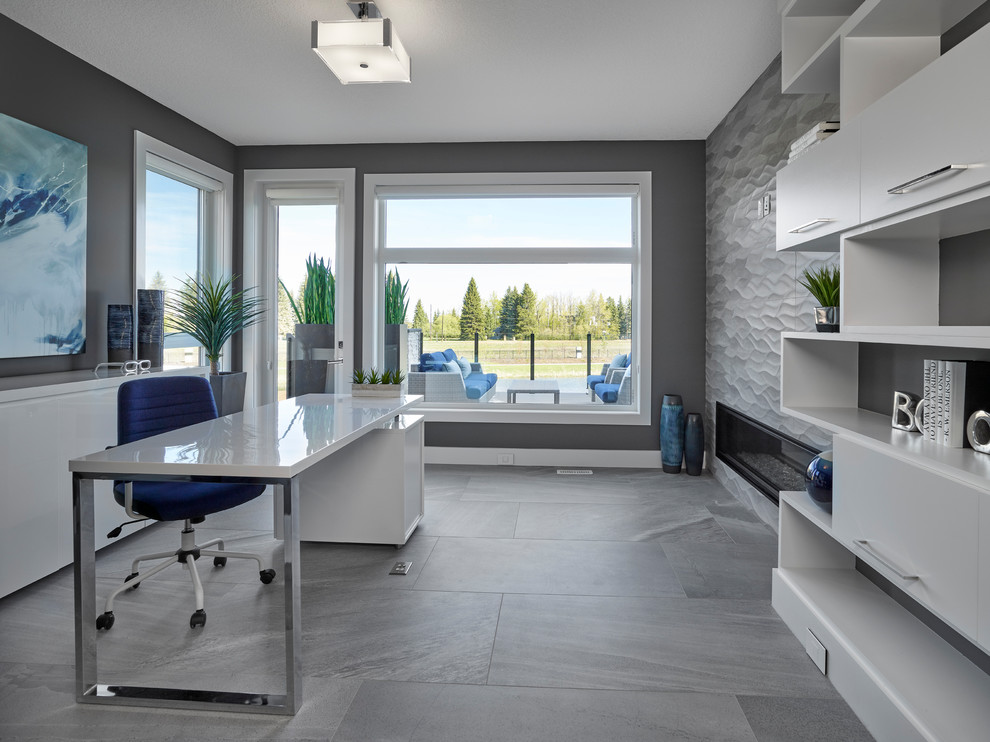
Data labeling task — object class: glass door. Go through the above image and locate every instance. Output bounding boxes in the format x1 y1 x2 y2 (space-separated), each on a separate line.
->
273 199 341 401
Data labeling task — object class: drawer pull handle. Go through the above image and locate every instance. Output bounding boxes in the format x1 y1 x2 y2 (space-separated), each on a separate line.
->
854 540 919 581
887 164 967 194
788 218 833 234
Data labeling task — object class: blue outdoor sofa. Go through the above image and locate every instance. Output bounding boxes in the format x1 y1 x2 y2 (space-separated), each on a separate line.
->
407 348 498 402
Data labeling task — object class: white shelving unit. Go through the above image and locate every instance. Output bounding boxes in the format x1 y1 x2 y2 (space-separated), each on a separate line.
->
774 8 990 740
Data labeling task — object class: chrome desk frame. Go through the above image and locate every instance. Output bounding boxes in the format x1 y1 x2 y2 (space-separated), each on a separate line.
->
72 471 301 715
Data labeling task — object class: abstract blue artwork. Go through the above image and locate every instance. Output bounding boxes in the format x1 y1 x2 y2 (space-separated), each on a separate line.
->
0 113 87 358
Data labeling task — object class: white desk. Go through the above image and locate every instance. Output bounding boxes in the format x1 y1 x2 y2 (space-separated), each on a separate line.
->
69 393 422 715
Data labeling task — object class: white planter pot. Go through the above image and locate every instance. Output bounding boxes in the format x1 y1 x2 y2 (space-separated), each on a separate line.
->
351 383 404 397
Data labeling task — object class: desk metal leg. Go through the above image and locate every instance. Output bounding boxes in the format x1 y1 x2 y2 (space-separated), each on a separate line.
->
73 475 97 702
280 479 303 714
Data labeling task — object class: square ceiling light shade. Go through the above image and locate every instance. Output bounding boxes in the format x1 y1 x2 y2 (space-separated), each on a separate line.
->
312 18 411 84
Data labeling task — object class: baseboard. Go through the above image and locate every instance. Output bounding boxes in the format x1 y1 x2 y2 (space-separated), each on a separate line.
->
424 446 664 468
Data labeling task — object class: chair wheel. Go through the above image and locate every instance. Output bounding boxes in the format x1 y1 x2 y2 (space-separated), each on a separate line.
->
259 569 276 584
124 572 140 589
96 611 115 631
190 609 206 628
213 556 227 567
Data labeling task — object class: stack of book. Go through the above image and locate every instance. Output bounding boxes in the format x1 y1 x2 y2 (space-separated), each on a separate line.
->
788 121 840 163
922 359 990 447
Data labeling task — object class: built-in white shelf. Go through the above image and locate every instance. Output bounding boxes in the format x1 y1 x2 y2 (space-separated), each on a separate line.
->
775 566 990 742
782 329 990 349
780 489 833 533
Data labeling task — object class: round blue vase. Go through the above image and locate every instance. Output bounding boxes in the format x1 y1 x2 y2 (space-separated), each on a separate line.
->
684 412 704 476
660 394 685 473
804 450 833 512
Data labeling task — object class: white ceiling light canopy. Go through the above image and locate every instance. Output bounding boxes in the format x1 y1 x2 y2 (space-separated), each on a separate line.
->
312 1 411 85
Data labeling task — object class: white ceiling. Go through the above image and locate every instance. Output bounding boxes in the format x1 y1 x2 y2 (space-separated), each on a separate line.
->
0 0 783 146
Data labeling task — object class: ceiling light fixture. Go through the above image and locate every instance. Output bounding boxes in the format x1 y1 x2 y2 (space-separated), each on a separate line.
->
312 1 411 85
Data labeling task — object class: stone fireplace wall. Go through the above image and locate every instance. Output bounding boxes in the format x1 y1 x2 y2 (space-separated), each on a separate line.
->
705 56 838 529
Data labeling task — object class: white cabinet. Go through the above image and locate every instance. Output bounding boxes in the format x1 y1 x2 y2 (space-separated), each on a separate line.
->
298 414 424 546
776 120 861 252
832 435 981 639
860 22 990 223
981 499 990 650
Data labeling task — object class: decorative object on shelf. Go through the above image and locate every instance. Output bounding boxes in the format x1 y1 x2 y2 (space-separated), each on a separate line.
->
684 412 704 476
0 113 87 359
281 254 336 397
966 410 990 454
137 289 165 368
107 304 133 363
351 368 405 397
804 449 833 512
891 391 922 432
922 359 990 447
660 394 685 474
798 263 840 332
165 273 266 416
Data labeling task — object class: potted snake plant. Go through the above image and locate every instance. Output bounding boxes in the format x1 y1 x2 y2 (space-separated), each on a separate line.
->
799 263 840 333
280 254 336 396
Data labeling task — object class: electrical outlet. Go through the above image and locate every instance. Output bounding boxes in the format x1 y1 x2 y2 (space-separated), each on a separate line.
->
806 628 828 675
389 561 411 575
763 193 772 216
497 453 514 465
756 197 765 218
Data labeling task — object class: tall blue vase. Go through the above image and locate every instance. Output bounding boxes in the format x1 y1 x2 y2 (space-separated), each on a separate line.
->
660 394 685 473
684 412 704 476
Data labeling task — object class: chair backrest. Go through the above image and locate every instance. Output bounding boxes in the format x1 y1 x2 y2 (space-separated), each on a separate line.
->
118 376 218 445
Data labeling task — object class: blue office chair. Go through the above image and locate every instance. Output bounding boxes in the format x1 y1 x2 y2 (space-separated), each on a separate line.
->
96 375 274 631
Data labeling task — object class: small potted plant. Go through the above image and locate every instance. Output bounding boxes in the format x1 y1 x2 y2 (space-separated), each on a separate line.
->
351 367 406 397
799 263 840 333
166 273 266 414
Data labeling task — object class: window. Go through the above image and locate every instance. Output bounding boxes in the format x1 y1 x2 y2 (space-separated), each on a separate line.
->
134 132 233 370
363 172 651 424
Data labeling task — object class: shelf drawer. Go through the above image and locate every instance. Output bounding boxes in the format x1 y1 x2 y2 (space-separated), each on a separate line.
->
831 435 981 640
776 120 860 252
860 23 990 223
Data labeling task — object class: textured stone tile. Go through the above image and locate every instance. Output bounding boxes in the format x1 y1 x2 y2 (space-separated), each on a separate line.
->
299 534 438 591
489 594 837 697
662 542 778 599
737 695 875 742
301 587 501 683
336 681 759 742
418 499 519 538
413 537 685 597
514 501 733 543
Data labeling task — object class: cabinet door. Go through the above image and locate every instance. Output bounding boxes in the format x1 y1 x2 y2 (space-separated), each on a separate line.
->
832 436 981 640
0 398 63 597
981 499 990 652
776 120 860 251
860 23 990 223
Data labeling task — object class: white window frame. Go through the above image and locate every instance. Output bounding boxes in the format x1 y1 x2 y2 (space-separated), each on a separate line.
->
242 168 356 409
363 171 652 425
134 131 233 368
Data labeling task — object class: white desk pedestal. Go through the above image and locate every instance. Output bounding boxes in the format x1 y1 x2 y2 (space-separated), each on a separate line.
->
298 415 424 546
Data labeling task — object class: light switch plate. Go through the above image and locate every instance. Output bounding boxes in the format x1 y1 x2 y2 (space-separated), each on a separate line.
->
806 628 828 675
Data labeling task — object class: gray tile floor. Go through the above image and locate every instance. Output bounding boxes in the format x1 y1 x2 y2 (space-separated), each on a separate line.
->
0 465 874 741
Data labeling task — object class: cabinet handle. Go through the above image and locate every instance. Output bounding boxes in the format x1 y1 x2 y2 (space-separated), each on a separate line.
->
326 358 344 366
853 540 919 581
788 218 833 234
887 164 967 194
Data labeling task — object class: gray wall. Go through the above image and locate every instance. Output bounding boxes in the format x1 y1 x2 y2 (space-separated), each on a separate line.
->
0 14 237 379
240 142 707 451
704 55 838 525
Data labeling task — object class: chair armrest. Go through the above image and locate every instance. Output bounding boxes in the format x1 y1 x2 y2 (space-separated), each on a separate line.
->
470 362 483 373
605 366 626 384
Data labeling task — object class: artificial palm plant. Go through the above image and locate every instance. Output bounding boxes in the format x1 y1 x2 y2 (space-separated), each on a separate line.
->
166 273 266 375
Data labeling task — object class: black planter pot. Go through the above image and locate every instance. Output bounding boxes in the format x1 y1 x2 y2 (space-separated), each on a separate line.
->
288 324 335 397
209 371 247 416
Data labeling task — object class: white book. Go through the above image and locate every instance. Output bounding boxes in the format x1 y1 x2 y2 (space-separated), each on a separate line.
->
936 360 946 446
922 360 932 439
945 360 966 448
943 361 953 445
926 359 938 442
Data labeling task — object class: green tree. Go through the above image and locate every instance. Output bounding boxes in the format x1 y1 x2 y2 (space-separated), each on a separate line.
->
277 280 295 337
616 297 628 339
484 293 502 339
149 270 168 291
434 308 460 340
498 286 519 339
412 299 429 332
516 283 538 337
459 277 485 340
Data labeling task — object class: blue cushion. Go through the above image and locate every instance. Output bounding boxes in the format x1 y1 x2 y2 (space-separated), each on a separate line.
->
442 348 457 362
456 357 471 378
609 353 627 369
419 351 448 371
595 382 620 403
443 360 460 373
463 376 490 399
587 374 606 391
484 372 498 387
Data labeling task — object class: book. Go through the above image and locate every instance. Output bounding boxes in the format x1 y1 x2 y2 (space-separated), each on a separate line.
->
923 359 933 439
790 122 840 150
943 361 990 448
936 360 946 445
790 130 836 153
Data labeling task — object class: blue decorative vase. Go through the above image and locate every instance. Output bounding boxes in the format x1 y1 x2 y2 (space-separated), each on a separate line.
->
107 304 133 363
660 394 685 473
137 289 165 369
684 412 704 476
805 450 834 512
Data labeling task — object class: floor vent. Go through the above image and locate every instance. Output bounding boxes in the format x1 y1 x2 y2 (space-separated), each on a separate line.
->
556 468 593 475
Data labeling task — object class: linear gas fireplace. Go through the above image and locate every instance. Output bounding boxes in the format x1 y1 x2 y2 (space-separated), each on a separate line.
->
715 402 820 505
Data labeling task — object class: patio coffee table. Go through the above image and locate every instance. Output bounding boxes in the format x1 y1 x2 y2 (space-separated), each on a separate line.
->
506 379 560 404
